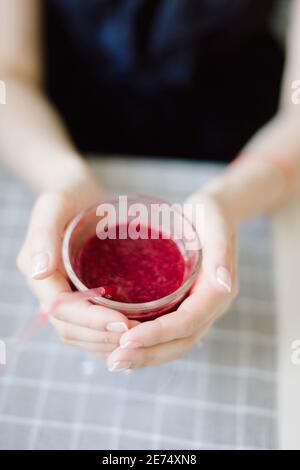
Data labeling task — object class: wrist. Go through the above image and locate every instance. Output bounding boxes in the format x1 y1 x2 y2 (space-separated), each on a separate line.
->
42 157 103 210
202 153 292 227
201 179 242 227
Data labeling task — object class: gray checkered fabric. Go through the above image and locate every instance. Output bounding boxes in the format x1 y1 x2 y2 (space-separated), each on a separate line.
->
0 158 277 450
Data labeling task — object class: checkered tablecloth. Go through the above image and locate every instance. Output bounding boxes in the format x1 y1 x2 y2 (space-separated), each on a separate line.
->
0 158 277 450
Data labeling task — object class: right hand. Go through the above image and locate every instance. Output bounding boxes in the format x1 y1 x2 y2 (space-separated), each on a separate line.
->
17 187 136 358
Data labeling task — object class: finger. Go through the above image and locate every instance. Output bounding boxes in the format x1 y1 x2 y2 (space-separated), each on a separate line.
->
230 236 239 299
51 303 132 333
63 340 118 356
27 270 72 304
185 194 234 293
119 276 228 349
17 192 74 280
49 316 122 344
107 338 193 370
26 268 134 334
107 328 209 371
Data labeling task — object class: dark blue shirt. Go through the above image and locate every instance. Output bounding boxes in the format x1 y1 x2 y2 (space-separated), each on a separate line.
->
45 0 283 160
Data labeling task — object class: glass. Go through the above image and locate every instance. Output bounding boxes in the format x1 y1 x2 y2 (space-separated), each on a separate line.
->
62 196 201 321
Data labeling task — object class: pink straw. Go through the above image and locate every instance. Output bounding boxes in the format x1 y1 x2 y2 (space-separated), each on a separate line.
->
36 285 119 323
1 285 120 373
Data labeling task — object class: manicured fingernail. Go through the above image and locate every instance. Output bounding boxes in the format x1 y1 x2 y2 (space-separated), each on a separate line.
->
108 361 132 372
106 322 128 333
31 252 50 279
120 341 143 349
216 266 232 293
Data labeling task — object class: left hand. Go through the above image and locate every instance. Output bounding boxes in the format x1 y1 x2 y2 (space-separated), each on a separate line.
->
106 191 239 371
17 180 137 358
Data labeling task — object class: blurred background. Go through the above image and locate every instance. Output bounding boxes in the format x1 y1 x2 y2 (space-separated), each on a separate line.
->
0 158 278 450
0 0 299 451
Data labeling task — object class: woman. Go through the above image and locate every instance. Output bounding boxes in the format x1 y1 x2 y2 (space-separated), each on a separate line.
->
0 0 299 372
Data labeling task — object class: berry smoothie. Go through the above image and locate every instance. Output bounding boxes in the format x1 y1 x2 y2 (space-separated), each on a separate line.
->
74 224 186 304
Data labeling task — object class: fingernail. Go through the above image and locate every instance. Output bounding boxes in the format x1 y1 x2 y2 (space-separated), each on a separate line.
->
106 322 128 333
108 361 132 372
31 252 50 279
216 266 232 293
120 341 143 349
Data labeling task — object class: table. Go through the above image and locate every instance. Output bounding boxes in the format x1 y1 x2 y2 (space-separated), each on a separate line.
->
0 157 279 449
273 197 300 450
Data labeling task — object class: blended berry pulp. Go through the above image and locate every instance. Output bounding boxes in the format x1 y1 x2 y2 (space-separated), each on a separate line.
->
75 224 186 304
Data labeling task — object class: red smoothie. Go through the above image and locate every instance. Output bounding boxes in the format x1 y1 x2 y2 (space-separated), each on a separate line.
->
74 224 186 304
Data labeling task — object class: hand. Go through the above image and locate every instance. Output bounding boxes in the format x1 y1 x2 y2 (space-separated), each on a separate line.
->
106 191 239 371
17 177 137 356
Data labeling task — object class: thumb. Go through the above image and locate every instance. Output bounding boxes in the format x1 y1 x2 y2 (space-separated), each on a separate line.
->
17 192 74 280
185 193 233 294
200 213 233 294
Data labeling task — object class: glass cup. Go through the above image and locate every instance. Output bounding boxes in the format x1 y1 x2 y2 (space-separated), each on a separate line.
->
62 196 201 321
